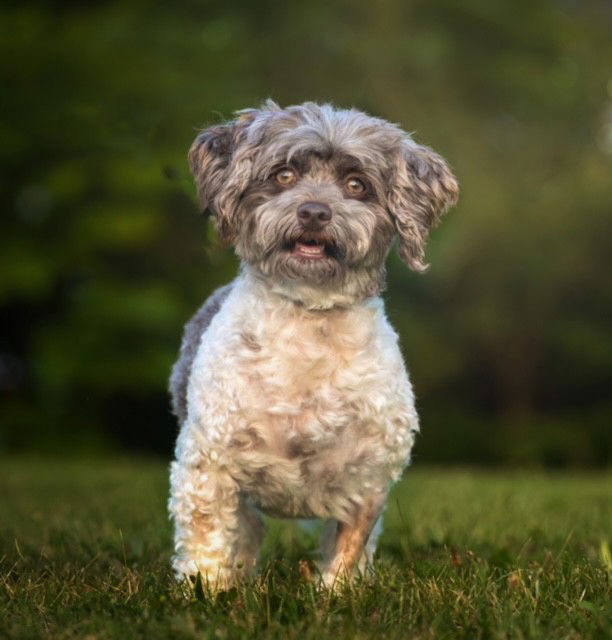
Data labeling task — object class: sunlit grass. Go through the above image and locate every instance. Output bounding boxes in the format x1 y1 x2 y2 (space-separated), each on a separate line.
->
1 459 610 639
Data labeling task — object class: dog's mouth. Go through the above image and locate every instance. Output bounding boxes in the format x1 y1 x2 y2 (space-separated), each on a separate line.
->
286 232 339 261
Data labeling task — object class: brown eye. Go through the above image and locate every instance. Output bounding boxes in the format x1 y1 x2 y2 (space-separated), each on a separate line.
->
275 167 297 187
345 176 367 197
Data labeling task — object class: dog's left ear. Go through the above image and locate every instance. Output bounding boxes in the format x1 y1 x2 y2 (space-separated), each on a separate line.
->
387 141 459 272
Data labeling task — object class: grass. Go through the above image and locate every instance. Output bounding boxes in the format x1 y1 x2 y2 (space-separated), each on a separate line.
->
0 459 610 639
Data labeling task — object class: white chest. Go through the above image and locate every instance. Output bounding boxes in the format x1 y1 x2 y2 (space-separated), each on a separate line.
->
182 277 419 519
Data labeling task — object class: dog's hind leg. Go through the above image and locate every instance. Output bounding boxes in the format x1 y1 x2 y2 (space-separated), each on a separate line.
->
319 493 386 588
233 495 265 574
356 515 383 575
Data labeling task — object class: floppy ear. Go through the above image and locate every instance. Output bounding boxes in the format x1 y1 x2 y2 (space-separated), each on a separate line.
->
387 141 459 271
188 113 257 243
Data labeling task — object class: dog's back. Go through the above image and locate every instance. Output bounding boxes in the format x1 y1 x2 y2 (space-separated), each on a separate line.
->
169 283 233 424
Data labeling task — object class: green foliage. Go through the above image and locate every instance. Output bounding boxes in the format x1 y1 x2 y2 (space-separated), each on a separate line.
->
1 0 611 463
1 460 610 639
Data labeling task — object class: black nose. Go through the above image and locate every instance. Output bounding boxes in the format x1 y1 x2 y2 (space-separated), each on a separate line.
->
297 201 332 227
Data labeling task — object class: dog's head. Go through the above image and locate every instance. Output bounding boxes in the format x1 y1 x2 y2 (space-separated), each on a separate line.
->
189 101 458 303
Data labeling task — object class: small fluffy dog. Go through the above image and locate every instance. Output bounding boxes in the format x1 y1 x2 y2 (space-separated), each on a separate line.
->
168 100 458 588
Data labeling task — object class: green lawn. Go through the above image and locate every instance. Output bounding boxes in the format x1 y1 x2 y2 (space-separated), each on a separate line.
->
0 459 610 639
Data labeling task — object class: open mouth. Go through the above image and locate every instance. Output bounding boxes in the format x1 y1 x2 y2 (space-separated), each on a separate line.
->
288 233 338 260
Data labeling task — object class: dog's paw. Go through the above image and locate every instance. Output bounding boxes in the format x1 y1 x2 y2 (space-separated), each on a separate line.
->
172 555 238 594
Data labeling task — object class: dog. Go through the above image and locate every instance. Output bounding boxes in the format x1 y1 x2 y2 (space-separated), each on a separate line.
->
168 100 458 589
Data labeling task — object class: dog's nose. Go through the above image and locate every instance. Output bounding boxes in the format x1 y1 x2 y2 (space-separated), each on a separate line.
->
297 201 332 227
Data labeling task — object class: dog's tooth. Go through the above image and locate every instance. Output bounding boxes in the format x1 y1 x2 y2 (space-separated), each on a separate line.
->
297 243 324 256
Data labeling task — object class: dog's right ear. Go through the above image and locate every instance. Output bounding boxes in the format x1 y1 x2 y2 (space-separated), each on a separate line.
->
188 124 233 212
188 113 257 243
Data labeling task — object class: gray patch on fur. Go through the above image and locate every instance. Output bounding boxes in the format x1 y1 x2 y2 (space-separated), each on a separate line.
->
169 283 233 423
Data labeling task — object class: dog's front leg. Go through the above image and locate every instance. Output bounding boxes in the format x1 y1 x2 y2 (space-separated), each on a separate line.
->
169 459 263 590
320 492 386 588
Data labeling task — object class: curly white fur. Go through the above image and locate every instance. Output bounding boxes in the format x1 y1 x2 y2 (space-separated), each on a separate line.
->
170 268 418 586
168 101 458 589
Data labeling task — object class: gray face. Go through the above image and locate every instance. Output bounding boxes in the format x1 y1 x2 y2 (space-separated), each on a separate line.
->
234 151 396 288
188 101 459 298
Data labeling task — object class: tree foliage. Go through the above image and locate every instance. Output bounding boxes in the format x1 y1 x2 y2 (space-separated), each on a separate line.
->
1 0 611 464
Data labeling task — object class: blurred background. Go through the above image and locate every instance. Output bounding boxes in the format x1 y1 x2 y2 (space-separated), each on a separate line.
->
1 0 610 467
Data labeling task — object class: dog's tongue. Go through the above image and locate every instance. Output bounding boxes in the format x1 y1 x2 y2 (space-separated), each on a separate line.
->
294 242 325 258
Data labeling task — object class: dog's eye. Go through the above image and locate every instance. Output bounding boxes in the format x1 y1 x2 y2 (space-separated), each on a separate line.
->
345 176 367 197
275 168 298 187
